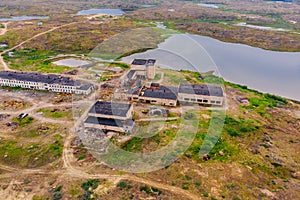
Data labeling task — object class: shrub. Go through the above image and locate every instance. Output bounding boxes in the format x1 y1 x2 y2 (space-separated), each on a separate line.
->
53 191 62 200
226 128 242 137
118 182 126 188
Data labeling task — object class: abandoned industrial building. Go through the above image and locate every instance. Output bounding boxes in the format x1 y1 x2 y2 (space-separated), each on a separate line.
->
0 71 94 94
115 81 224 107
126 59 156 80
138 85 178 106
178 83 224 106
84 101 135 133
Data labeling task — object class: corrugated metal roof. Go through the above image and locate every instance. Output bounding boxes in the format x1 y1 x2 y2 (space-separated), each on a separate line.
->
88 101 132 117
179 83 223 97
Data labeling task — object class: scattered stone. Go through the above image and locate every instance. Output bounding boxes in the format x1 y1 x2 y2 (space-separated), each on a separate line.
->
171 125 178 129
219 151 224 156
248 144 260 154
5 122 19 128
203 154 211 161
0 114 10 121
260 188 275 198
292 171 300 179
25 188 32 192
2 185 9 190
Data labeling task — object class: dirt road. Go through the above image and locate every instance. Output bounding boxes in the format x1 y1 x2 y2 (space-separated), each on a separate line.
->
0 23 9 70
0 21 82 71
0 22 8 36
1 21 81 55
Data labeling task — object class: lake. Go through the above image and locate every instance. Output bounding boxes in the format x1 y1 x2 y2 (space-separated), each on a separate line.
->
0 16 49 22
197 3 219 8
140 4 157 8
123 34 300 101
236 22 288 32
77 8 125 16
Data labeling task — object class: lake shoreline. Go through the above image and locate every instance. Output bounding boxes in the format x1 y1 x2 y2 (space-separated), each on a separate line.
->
122 33 300 101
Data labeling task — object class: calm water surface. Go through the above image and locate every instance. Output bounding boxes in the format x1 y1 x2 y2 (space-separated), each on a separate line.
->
123 34 300 101
77 8 125 16
0 16 48 22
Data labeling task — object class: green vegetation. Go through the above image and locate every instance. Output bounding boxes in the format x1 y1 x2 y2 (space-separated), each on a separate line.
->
244 94 287 115
32 196 46 200
98 75 111 82
12 116 34 127
224 116 260 137
108 62 129 69
69 184 81 197
0 24 4 29
89 26 171 60
122 137 143 152
16 123 61 138
79 179 100 200
163 70 186 85
227 82 288 115
1 86 26 91
181 70 225 85
139 185 162 195
48 134 64 157
3 49 71 73
78 155 85 161
0 133 63 168
37 108 72 119
117 181 132 189
52 185 63 200
154 73 161 81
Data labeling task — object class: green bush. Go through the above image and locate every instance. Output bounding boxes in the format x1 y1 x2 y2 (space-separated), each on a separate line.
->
17 116 34 127
53 191 62 200
139 185 162 195
81 179 100 191
226 127 242 137
117 181 132 189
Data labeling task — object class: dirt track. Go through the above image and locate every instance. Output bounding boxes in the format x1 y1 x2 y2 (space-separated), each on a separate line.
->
0 22 8 36
0 22 9 70
0 21 82 71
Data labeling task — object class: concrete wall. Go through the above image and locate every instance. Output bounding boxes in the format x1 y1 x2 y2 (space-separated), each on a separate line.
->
130 64 146 70
146 65 156 80
84 121 134 133
84 123 125 133
138 96 177 107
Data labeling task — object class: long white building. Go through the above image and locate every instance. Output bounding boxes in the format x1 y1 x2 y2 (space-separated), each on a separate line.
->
0 71 94 95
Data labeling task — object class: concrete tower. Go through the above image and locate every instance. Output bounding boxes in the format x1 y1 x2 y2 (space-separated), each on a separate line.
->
146 59 156 80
